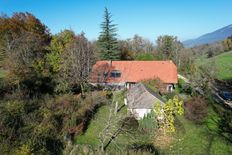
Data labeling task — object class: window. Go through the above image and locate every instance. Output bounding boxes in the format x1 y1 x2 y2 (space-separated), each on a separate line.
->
110 70 121 78
167 85 173 92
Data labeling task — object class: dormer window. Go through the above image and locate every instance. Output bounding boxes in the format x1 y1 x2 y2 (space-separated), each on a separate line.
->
110 70 121 78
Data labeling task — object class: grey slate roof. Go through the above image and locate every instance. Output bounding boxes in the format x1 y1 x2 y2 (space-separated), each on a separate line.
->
127 83 164 109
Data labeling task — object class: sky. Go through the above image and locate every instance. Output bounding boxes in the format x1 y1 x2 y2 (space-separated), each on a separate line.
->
1 0 232 42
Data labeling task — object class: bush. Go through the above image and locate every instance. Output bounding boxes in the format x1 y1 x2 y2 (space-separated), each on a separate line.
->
143 78 165 94
139 111 157 134
177 79 192 94
163 92 178 100
128 143 159 155
135 53 155 60
184 96 208 124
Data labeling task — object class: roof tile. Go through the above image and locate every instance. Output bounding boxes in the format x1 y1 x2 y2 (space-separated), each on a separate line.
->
90 60 178 84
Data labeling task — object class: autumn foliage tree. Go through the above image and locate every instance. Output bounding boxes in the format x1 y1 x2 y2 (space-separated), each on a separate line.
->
154 95 184 133
0 12 50 47
156 35 184 65
0 13 52 95
56 33 96 94
47 30 75 73
222 36 232 51
184 96 208 124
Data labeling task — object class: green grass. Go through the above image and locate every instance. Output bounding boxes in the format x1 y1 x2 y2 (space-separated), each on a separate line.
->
75 90 154 153
75 105 111 147
135 53 156 60
75 91 142 151
197 51 232 80
75 90 232 154
0 69 5 79
163 105 232 155
75 106 136 151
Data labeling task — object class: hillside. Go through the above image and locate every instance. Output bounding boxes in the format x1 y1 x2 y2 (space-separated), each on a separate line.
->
183 24 232 47
198 51 232 80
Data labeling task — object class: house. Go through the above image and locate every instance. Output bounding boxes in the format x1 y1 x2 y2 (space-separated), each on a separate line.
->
126 83 164 119
89 60 178 91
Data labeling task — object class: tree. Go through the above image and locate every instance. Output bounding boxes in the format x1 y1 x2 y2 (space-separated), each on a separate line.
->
118 40 134 60
0 13 52 96
47 30 75 73
0 12 50 48
130 34 154 54
223 37 232 51
117 35 156 60
156 35 183 63
2 31 54 96
189 60 217 96
98 102 136 152
57 33 96 94
139 111 157 135
184 96 208 124
0 13 50 70
223 39 229 51
177 48 195 74
154 95 184 133
97 8 120 60
0 48 4 67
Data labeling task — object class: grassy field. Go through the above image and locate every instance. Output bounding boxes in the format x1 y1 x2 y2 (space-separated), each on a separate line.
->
197 51 232 80
162 104 232 155
75 91 232 154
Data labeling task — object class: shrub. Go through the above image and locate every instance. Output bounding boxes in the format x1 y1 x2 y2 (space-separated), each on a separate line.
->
14 144 33 155
184 96 208 124
177 79 192 94
139 111 157 134
135 53 155 60
143 78 165 94
128 143 159 155
164 92 178 100
182 84 192 94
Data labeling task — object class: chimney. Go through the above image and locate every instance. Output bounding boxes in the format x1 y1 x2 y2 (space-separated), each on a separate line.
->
108 60 112 68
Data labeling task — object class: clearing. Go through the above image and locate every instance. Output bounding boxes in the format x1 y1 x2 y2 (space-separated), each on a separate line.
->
197 51 232 80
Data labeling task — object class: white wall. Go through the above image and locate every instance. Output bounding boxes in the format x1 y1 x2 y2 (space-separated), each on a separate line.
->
166 84 173 92
128 108 152 119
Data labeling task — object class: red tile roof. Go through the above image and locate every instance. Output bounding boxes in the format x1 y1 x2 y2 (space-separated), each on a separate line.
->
89 60 178 84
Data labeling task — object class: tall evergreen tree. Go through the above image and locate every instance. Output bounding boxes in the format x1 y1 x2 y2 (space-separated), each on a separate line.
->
98 7 120 60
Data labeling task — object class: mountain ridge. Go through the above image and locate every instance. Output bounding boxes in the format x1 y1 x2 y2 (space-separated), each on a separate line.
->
183 24 232 47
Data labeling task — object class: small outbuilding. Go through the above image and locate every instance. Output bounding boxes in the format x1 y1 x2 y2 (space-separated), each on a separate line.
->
126 83 164 119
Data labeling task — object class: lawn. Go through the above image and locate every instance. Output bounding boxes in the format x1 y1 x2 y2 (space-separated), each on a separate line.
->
75 90 232 154
197 51 232 80
162 105 232 155
0 69 5 79
75 90 152 153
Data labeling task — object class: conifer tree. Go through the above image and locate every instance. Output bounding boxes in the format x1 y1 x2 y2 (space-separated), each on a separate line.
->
98 7 120 60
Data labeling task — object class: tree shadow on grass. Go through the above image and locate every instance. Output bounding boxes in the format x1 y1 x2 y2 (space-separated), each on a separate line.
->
207 102 232 143
82 104 102 133
203 102 232 155
128 143 159 155
174 116 186 136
